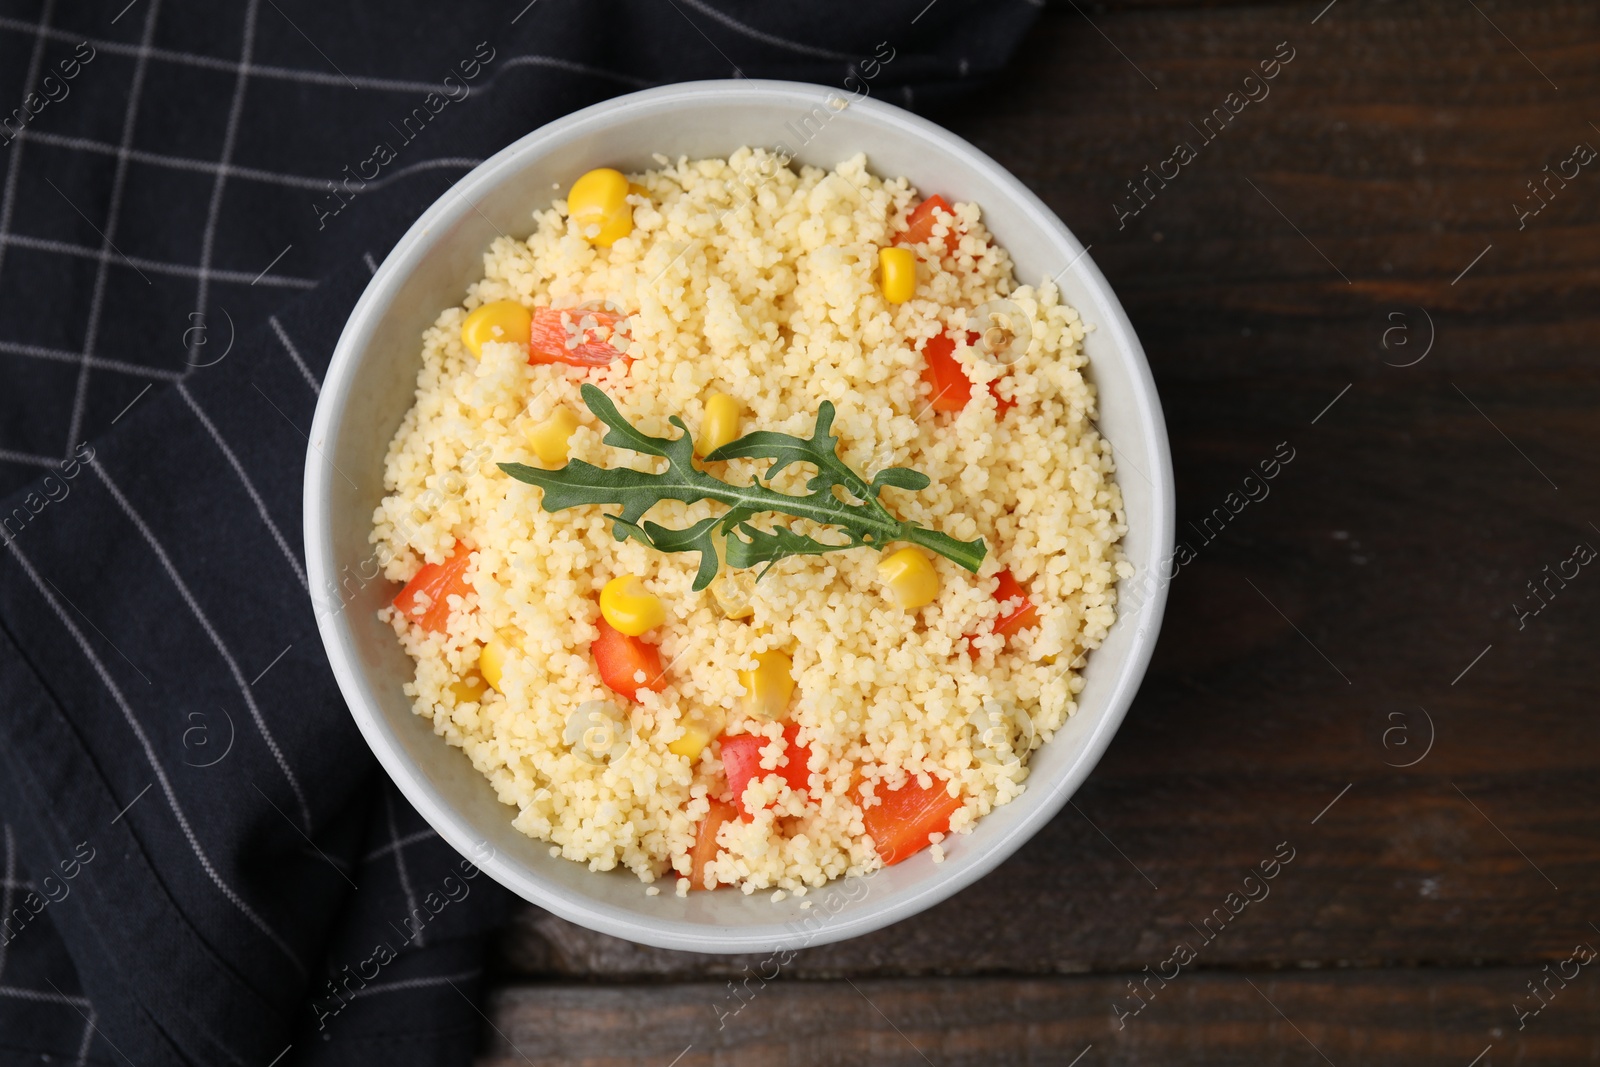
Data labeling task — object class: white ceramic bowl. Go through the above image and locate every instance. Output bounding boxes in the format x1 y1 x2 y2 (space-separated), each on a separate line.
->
305 80 1173 953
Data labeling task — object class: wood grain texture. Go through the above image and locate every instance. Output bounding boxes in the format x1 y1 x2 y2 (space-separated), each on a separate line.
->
484 0 1600 1059
480 970 1600 1066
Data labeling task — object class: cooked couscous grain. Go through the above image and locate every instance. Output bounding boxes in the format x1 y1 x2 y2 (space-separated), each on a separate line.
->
372 148 1126 893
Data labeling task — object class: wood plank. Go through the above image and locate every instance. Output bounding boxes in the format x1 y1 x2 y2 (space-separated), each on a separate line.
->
479 969 1600 1066
509 770 1597 978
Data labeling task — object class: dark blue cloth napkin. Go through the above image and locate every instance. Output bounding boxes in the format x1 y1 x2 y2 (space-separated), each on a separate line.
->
0 1 1040 1062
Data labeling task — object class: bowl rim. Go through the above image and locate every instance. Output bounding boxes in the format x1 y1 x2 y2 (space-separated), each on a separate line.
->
306 78 1174 953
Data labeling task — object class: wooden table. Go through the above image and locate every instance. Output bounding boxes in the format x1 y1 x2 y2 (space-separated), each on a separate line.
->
480 1 1600 1061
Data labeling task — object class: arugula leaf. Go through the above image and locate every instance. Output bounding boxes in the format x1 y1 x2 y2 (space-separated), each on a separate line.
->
871 468 932 493
499 383 986 590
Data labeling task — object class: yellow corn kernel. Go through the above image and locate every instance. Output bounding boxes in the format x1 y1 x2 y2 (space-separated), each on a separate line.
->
668 721 712 760
665 713 723 764
599 574 666 636
478 630 519 691
665 726 710 758
739 649 794 719
568 167 633 246
878 547 939 609
879 246 916 304
460 300 531 358
699 392 741 456
528 406 579 466
449 670 488 706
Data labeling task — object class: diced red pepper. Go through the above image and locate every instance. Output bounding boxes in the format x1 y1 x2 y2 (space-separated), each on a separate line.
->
687 798 739 891
964 567 1040 656
528 306 631 367
918 330 1012 418
719 722 813 821
861 775 963 866
990 381 1015 418
592 615 666 700
392 546 474 634
992 568 1040 637
895 194 962 256
919 331 973 413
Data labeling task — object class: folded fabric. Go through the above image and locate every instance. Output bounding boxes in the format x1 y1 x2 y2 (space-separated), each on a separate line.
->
0 1 1041 1062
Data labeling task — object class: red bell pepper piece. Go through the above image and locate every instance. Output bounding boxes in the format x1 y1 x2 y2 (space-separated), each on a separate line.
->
392 546 474 634
528 306 632 367
990 381 1016 419
719 722 813 821
965 567 1040 656
992 568 1040 637
895 194 962 256
592 615 666 701
861 775 963 866
918 330 1013 418
919 331 973 413
687 798 739 890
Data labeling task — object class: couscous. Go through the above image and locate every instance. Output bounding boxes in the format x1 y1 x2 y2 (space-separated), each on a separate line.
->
372 148 1127 895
